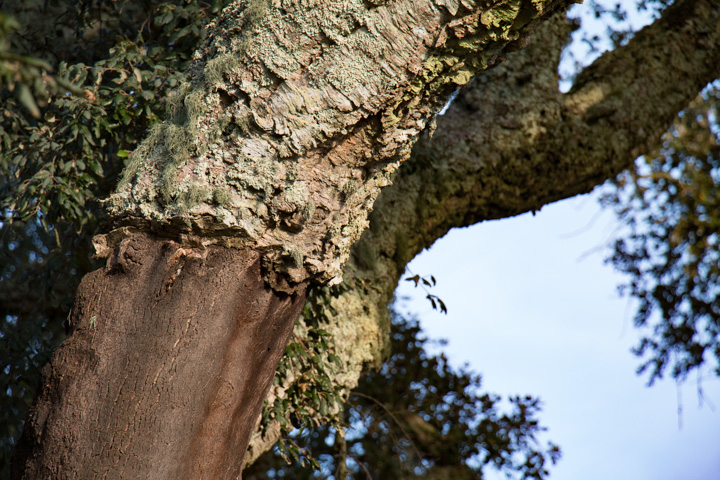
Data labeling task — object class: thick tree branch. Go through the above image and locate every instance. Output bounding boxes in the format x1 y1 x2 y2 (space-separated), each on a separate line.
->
371 0 720 272
15 1 572 477
100 0 566 292
246 0 720 463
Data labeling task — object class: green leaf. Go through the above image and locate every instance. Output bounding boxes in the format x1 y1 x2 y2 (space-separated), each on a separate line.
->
17 84 40 118
89 160 104 176
158 11 174 26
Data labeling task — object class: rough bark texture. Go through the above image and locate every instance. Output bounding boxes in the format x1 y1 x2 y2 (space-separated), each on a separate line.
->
13 232 306 479
14 0 571 478
16 0 720 474
100 0 566 293
244 0 720 462
369 0 720 270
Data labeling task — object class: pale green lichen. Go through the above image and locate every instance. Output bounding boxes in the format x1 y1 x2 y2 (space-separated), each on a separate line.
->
159 161 179 204
152 122 196 204
224 0 270 72
481 0 521 27
116 122 166 191
288 247 304 268
283 182 309 205
227 151 278 196
177 184 212 215
164 123 192 162
183 89 207 133
235 35 252 57
383 0 536 124
340 179 358 199
166 82 192 124
204 53 243 87
213 187 234 206
209 113 232 145
105 0 552 291
236 114 254 135
245 0 268 24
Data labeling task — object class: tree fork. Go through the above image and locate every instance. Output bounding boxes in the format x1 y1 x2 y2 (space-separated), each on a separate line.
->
11 0 569 477
241 0 720 459
12 232 307 479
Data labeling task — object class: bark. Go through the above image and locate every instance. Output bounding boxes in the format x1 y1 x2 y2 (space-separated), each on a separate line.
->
244 0 720 462
101 0 566 292
369 0 720 271
13 0 567 478
13 232 306 479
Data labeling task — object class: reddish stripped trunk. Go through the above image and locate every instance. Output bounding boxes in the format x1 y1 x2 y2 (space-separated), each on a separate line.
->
12 232 306 479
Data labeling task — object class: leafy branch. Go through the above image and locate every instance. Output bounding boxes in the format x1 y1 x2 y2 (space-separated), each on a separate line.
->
405 269 448 314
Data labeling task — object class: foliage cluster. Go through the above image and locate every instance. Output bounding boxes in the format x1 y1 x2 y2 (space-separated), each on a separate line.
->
405 272 448 314
246 310 560 480
0 0 232 473
603 82 720 384
0 0 226 228
0 13 83 119
563 0 720 386
261 284 348 469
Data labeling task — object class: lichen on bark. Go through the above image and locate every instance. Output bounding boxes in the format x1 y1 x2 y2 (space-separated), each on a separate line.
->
102 0 565 292
243 0 720 461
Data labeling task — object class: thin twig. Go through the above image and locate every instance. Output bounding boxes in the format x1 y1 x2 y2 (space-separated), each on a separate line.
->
351 391 425 462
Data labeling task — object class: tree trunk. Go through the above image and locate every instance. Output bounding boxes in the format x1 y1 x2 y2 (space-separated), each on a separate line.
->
12 0 568 477
13 232 306 479
243 0 720 462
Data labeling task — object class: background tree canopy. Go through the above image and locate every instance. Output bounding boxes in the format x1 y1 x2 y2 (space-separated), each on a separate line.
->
1 0 718 478
604 82 720 384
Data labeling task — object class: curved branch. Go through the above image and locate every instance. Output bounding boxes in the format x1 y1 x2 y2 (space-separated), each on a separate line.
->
369 0 720 272
246 0 720 464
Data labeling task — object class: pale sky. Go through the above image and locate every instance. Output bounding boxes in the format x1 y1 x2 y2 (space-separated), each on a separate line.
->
396 192 720 480
395 4 720 476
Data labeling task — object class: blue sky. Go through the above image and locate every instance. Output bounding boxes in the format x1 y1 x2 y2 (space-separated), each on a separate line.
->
396 192 720 480
395 4 720 477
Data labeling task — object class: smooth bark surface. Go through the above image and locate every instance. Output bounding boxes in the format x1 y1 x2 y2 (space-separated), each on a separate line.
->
13 233 306 479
